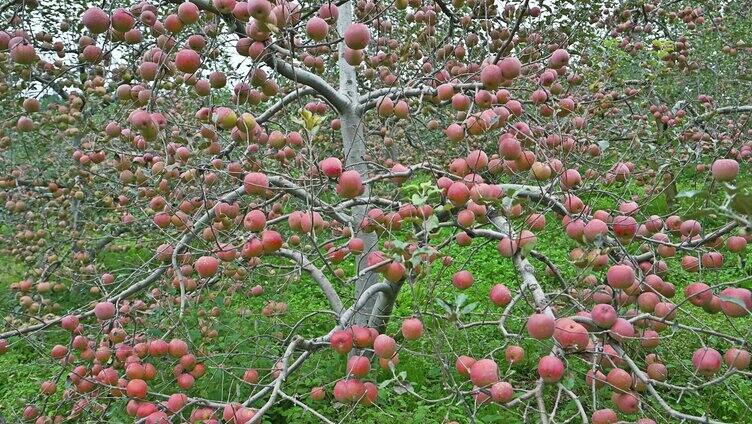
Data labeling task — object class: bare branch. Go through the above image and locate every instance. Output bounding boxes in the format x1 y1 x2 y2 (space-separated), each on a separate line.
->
276 248 344 315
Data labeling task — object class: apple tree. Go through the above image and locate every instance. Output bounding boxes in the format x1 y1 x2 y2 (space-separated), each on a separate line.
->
0 0 751 423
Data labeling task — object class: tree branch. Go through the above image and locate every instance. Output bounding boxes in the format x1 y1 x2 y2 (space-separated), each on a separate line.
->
0 266 168 339
275 248 344 315
173 0 350 113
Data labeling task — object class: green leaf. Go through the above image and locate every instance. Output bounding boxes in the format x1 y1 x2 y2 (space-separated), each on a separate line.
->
378 377 396 389
435 298 453 314
718 295 749 313
424 214 440 233
455 293 468 308
391 239 409 251
676 189 700 199
411 193 427 206
393 384 408 394
459 302 478 315
402 184 419 194
563 375 576 389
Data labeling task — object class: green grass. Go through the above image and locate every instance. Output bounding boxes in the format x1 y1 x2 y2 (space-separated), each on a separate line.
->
1 170 752 423
0 259 41 419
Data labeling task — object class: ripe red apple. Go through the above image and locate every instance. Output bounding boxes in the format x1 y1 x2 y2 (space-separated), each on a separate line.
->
319 157 343 178
51 344 67 359
591 304 618 328
488 381 513 403
347 238 365 253
612 391 640 414
310 386 326 401
584 219 608 242
680 219 702 237
243 172 269 195
166 393 187 413
498 56 522 79
692 347 722 377
454 355 476 377
177 373 195 389
361 381 378 406
243 369 259 384
497 237 518 257
504 345 524 365
684 282 713 307
480 64 503 89
330 330 353 354
261 230 283 253
246 0 271 20
82 7 110 34
61 315 80 332
646 362 668 381
606 368 632 392
401 317 424 340
194 256 219 278
724 348 750 370
445 123 465 142
10 42 36 65
243 210 267 232
469 358 498 387
452 270 473 290
489 284 512 306
711 159 739 181
526 313 555 340
591 408 618 424
333 378 365 403
586 370 607 389
94 301 116 320
336 170 363 198
538 355 565 383
606 264 634 289
168 339 188 358
609 318 635 343
306 17 329 41
346 355 371 378
553 318 589 350
148 339 169 357
446 181 470 206
373 334 396 359
719 287 752 317
175 49 201 74
548 49 570 68
640 329 660 349
727 236 747 253
612 215 638 239
344 23 370 50
126 379 148 398
318 3 338 22
351 325 375 348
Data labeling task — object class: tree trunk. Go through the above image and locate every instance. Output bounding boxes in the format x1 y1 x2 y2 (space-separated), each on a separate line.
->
336 1 382 326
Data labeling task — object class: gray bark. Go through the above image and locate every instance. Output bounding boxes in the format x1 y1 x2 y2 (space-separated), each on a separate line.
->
336 1 382 326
